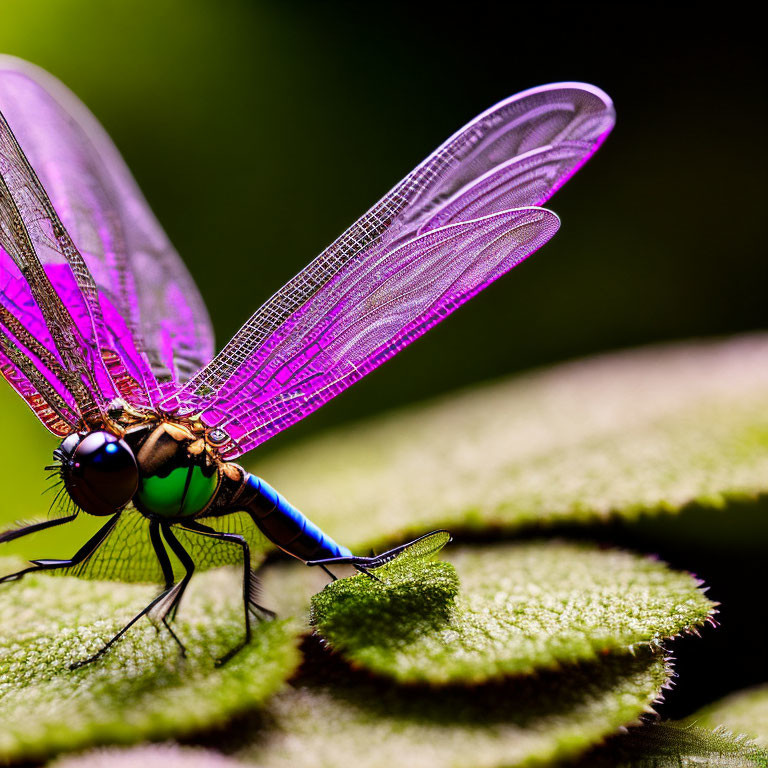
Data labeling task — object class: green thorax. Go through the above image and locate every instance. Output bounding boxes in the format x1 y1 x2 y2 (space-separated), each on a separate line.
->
135 465 218 518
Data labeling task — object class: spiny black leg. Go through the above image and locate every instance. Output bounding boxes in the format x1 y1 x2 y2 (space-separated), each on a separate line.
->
319 564 337 582
181 520 272 665
159 526 196 632
182 521 251 634
353 564 383 583
0 511 78 545
0 514 118 584
157 584 189 655
70 584 178 670
70 522 194 669
147 521 186 654
149 520 174 590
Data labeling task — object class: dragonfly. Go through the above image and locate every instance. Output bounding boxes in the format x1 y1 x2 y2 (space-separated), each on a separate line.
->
0 55 614 667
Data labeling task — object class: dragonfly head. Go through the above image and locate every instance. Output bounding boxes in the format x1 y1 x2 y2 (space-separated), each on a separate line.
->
56 431 139 516
56 421 221 520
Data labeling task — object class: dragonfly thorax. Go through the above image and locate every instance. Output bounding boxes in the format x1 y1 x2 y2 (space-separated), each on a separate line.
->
132 422 220 519
58 421 222 521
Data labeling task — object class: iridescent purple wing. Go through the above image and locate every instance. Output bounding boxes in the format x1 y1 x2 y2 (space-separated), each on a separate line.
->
163 83 613 458
1 106 113 429
0 320 80 436
0 57 214 415
200 207 559 456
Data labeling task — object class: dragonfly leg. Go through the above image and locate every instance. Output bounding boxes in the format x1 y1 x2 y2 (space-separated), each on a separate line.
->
158 525 196 632
70 524 196 669
181 520 274 666
306 557 384 583
154 581 190 654
149 520 174 591
0 511 78 545
146 521 186 652
306 530 450 575
353 564 384 583
319 564 337 581
0 514 118 584
70 582 179 669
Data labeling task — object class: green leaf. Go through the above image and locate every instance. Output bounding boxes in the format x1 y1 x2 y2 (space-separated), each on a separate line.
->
0 559 300 763
574 722 768 767
309 542 714 683
232 649 670 768
689 684 768 746
49 743 248 768
255 335 768 550
48 743 249 768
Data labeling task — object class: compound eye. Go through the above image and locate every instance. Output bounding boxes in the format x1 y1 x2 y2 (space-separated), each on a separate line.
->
65 431 138 516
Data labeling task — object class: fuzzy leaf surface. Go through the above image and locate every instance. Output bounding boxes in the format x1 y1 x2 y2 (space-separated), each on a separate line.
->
690 685 768 747
256 335 768 550
576 722 768 767
233 649 669 768
309 542 715 683
0 560 300 763
49 744 249 768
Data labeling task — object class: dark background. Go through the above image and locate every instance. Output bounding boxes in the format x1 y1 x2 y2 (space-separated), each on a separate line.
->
1 1 766 721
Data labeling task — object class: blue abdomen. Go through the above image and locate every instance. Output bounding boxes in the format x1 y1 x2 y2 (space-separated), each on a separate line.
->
240 473 352 561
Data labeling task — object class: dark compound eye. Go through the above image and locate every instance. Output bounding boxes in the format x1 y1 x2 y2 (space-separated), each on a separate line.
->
61 431 139 516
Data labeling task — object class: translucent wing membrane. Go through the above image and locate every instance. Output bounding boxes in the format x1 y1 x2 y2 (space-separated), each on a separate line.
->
59 509 164 583
375 530 452 571
0 56 214 432
199 207 559 456
420 144 593 233
0 107 111 426
167 83 613 456
179 510 270 570
55 508 268 583
1 64 611 456
0 321 79 435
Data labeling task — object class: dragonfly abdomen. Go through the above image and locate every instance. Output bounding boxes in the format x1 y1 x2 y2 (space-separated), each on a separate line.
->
239 473 352 561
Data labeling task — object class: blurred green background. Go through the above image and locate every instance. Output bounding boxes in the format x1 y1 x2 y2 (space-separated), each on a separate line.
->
0 0 766 719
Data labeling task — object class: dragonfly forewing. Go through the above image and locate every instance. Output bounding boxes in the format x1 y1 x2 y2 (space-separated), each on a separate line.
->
198 207 560 456
165 84 613 455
